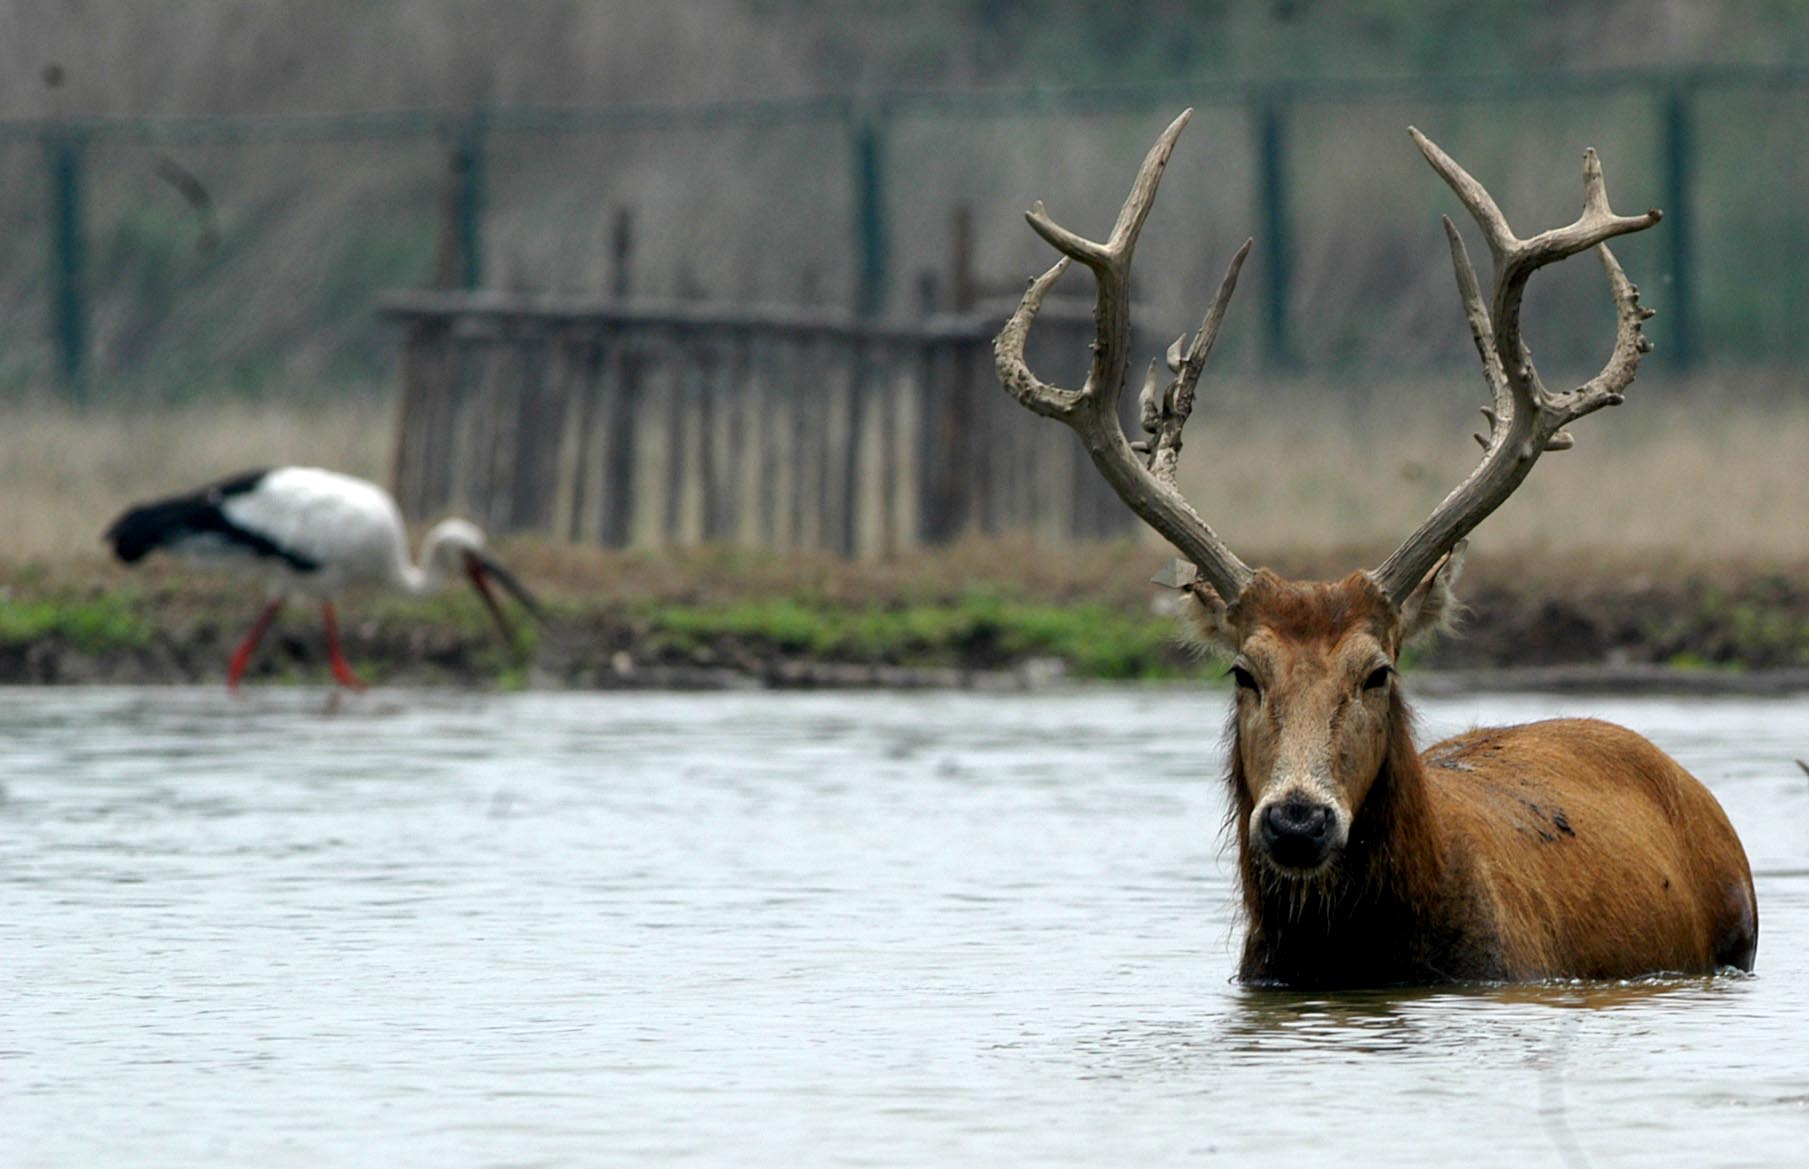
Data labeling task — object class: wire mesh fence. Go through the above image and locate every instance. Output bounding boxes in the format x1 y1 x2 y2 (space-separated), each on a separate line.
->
1 67 1804 408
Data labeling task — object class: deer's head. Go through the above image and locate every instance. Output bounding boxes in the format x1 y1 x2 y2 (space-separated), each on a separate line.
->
1190 565 1459 874
995 110 1658 879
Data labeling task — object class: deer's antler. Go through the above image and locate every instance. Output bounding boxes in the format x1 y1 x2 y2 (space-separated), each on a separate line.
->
1372 131 1661 602
994 109 1254 602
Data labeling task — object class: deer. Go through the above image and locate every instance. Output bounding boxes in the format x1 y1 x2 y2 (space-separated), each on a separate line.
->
995 109 1757 986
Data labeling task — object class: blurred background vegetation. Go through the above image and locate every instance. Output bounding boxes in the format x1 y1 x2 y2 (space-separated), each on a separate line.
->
2 0 1805 401
1 1 1805 579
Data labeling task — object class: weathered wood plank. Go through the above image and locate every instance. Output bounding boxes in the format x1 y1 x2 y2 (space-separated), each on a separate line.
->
600 338 642 549
385 295 1123 555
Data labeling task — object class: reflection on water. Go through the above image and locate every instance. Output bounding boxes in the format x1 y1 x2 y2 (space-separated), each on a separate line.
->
1216 977 1728 1059
2 685 1806 1168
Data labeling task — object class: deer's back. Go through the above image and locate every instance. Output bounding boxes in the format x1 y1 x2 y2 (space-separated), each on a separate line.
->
1420 717 1756 979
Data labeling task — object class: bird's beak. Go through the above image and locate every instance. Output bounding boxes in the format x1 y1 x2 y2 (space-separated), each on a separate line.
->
464 553 549 648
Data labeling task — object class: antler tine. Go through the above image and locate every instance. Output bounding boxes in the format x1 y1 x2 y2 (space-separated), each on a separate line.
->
997 257 1080 420
1375 134 1662 602
994 109 1254 603
1412 130 1518 264
1025 108 1193 274
1149 239 1254 489
1441 217 1512 454
1572 241 1657 410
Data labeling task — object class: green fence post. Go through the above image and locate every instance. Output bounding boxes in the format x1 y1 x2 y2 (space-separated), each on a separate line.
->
45 129 88 397
452 107 487 290
851 103 890 318
1254 91 1294 370
1661 87 1695 369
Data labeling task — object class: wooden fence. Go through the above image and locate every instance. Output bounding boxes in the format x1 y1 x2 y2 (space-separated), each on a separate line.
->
381 291 1137 555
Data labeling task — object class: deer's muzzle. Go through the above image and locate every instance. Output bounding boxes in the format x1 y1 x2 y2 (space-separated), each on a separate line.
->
1252 792 1348 875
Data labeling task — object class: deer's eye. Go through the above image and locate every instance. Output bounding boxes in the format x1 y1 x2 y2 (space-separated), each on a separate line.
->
1362 664 1394 691
1228 660 1260 694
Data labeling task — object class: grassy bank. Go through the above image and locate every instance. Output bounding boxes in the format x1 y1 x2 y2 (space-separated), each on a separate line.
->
0 548 1195 686
5 542 1809 688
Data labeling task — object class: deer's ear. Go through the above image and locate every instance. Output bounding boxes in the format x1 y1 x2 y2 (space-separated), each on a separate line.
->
1182 581 1239 654
1400 540 1467 646
1153 558 1239 654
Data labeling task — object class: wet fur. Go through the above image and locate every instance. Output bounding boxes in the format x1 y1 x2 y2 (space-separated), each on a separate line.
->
1230 692 1498 985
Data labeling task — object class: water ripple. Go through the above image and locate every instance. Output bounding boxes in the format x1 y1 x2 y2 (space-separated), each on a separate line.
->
2 685 1805 1168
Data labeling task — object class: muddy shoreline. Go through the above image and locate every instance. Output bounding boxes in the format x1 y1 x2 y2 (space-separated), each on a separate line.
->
6 574 1808 696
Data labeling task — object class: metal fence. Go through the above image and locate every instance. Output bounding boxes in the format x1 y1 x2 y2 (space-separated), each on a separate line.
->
3 66 1808 405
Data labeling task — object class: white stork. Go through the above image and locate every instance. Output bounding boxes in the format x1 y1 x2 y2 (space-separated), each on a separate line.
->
105 466 545 690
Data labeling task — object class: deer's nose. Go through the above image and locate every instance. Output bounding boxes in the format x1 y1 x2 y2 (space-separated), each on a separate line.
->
1259 799 1333 869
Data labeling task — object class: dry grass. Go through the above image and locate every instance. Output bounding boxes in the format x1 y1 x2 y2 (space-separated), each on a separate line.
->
5 375 1806 587
1173 374 1809 569
2 393 391 568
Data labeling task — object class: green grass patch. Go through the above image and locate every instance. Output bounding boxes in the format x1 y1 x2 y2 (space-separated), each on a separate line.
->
645 594 1194 680
0 593 157 652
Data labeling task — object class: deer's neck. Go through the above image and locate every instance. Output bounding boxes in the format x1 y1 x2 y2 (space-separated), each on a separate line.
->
1233 695 1493 986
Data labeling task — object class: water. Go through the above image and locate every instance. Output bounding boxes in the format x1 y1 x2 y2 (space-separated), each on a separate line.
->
4 685 1806 1168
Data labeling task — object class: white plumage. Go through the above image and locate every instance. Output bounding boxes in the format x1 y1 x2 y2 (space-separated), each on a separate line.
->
106 466 543 689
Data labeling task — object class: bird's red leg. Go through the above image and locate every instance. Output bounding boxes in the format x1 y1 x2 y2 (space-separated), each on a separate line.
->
321 602 368 692
227 598 286 691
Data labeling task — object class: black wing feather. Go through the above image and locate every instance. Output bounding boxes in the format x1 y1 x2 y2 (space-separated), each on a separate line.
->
104 469 320 572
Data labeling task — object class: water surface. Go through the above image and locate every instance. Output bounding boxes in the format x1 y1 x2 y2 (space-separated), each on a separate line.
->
5 686 1806 1167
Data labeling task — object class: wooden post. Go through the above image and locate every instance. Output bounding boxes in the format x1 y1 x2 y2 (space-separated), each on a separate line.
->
791 269 823 548
755 338 782 546
914 339 949 544
600 336 640 549
598 209 640 548
813 337 840 551
506 329 568 533
951 204 975 314
484 339 521 534
391 319 432 514
876 341 900 556
457 337 505 530
698 340 729 542
782 338 802 548
662 334 690 545
837 337 869 556
429 333 473 519
722 334 751 544
565 336 605 542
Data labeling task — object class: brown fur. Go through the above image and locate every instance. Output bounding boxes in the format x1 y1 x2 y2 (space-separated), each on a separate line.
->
1217 572 1757 987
